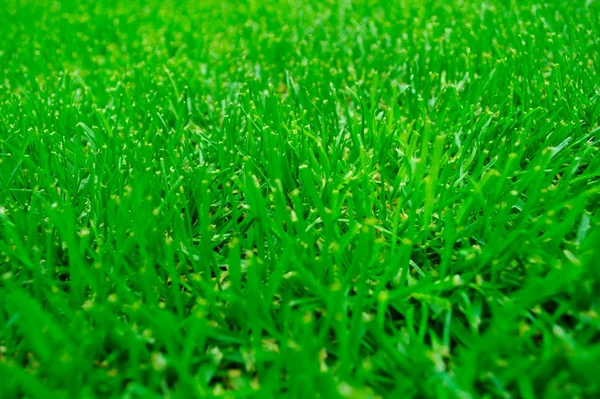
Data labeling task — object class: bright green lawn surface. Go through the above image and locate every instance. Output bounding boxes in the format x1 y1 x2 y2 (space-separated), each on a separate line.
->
1 0 600 397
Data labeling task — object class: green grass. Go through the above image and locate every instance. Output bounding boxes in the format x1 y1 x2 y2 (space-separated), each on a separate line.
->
1 0 599 397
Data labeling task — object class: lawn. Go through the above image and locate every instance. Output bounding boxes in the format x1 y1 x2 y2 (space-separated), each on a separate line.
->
1 0 599 397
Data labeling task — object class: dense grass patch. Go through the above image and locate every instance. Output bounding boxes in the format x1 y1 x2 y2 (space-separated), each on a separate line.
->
1 0 599 397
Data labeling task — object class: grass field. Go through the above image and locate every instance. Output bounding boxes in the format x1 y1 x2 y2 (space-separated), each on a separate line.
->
1 0 599 397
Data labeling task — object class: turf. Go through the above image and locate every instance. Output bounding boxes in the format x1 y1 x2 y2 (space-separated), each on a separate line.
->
1 0 599 397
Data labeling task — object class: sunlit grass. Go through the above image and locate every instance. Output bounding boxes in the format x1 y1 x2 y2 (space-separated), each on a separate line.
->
1 0 599 397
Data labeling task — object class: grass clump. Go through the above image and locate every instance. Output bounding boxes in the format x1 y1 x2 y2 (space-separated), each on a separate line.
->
1 0 599 397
